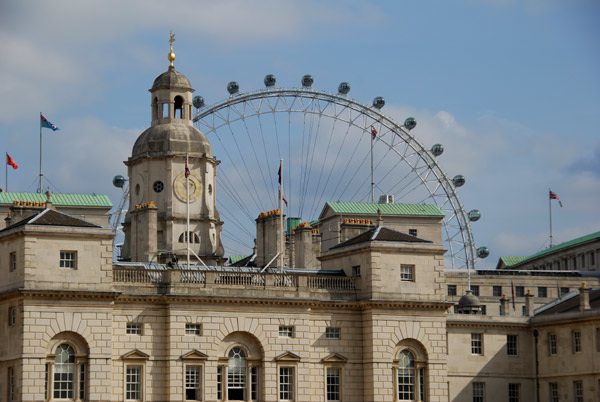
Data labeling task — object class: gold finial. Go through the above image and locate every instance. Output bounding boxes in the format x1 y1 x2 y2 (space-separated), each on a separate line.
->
168 31 176 67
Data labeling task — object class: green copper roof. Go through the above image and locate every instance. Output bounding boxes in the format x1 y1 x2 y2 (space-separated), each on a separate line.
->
500 256 526 267
325 201 444 217
228 255 249 264
514 231 600 267
0 192 112 207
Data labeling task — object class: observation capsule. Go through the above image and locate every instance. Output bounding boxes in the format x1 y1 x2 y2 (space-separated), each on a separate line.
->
468 210 481 222
301 74 314 87
264 74 276 87
192 95 205 109
431 144 444 157
404 117 417 130
227 81 239 95
477 246 490 258
113 175 126 188
338 82 350 95
372 96 385 109
452 175 465 187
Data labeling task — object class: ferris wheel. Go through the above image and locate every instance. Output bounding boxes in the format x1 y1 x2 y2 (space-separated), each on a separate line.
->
192 74 488 271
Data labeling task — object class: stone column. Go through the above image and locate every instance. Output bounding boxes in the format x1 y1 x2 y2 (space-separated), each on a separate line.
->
500 294 509 316
525 290 535 316
579 282 590 311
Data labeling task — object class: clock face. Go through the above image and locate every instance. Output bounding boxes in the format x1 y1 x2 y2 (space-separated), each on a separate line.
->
173 173 202 202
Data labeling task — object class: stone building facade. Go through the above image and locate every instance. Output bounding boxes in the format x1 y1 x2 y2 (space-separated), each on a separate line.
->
1 52 599 402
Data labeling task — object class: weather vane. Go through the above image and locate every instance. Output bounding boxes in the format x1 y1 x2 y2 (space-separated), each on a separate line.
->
168 31 176 67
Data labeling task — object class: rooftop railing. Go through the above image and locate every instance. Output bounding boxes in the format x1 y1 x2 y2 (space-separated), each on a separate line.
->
112 267 356 294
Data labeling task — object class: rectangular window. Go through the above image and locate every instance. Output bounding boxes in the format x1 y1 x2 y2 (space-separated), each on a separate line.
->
79 363 86 400
508 383 520 402
352 265 361 277
448 285 457 296
481 305 487 315
573 257 577 269
493 286 502 297
185 323 201 336
217 366 222 401
126 323 142 335
59 251 77 269
408 228 418 237
591 252 595 266
279 326 294 338
515 286 524 297
400 264 414 281
522 306 526 316
9 252 16 272
471 285 479 296
471 333 483 355
279 367 294 401
573 331 582 353
325 327 340 339
185 365 202 401
326 368 341 402
538 287 547 298
549 333 557 355
472 382 485 402
549 382 558 402
560 287 569 296
574 381 583 402
419 367 425 402
251 366 258 401
125 366 142 401
8 306 16 326
507 335 518 356
8 366 14 402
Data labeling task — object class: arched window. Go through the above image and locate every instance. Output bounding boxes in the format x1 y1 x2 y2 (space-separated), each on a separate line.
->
397 350 415 400
152 97 158 121
227 347 247 400
175 96 184 119
179 232 200 243
394 346 427 402
46 341 88 401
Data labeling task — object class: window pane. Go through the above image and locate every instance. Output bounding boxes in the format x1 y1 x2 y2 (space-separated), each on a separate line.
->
279 367 294 400
397 350 415 400
471 334 483 355
473 382 485 402
185 366 201 400
326 368 340 401
126 366 141 400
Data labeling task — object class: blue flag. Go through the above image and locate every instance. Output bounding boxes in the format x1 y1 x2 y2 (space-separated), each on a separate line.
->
41 115 59 131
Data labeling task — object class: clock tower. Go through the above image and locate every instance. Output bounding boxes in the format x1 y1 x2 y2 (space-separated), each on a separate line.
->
121 35 224 265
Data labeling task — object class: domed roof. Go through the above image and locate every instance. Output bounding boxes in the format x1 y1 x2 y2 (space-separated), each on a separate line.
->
458 290 481 308
151 66 192 91
131 124 212 161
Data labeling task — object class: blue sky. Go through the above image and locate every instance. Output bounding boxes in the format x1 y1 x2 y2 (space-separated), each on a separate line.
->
1 0 599 268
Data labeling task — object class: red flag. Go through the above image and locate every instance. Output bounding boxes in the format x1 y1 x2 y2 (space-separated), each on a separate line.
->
549 190 563 207
371 126 377 139
6 154 18 169
185 160 190 178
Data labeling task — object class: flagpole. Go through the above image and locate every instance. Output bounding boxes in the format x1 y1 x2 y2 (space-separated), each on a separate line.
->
39 112 43 193
279 159 284 273
5 153 7 192
186 153 190 269
549 188 553 248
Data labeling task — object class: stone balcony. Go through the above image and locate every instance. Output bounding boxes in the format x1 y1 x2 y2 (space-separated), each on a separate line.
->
112 265 359 301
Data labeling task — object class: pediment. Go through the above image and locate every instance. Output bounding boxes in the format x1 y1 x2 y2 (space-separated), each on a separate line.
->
181 349 208 361
121 349 149 360
275 351 301 362
321 352 347 363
